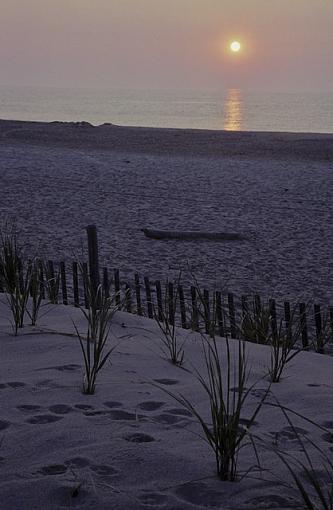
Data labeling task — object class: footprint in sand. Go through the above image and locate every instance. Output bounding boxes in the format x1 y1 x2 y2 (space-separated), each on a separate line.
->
154 413 188 425
138 492 171 507
244 494 300 509
250 388 272 399
174 481 223 507
124 433 155 443
0 421 11 431
153 379 179 386
74 404 94 411
167 408 192 417
137 401 165 412
17 405 42 414
270 426 308 449
49 405 73 415
38 464 68 476
84 409 143 421
103 401 123 409
26 415 64 425
38 364 81 372
6 382 26 388
109 410 142 421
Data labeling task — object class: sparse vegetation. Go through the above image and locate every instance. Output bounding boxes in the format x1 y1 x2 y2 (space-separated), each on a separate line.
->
153 278 185 366
0 224 30 334
74 266 119 394
156 286 269 481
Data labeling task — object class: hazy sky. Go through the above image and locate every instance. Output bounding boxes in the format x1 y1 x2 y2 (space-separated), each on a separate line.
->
1 0 332 92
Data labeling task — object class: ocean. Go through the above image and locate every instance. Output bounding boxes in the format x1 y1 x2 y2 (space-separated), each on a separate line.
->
0 86 332 133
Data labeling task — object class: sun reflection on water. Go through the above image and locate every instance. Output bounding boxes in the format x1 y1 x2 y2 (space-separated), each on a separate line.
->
224 89 243 131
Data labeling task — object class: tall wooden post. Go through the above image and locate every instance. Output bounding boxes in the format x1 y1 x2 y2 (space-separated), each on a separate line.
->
86 225 100 295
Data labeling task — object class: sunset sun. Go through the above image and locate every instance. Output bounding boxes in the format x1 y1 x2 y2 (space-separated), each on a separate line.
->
230 40 241 52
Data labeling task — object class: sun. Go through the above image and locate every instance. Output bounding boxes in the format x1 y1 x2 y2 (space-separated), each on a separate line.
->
230 41 241 53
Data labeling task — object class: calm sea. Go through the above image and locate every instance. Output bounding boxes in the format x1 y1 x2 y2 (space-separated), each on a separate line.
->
0 86 332 133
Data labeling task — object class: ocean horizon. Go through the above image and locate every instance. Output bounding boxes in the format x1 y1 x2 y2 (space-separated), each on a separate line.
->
1 85 332 134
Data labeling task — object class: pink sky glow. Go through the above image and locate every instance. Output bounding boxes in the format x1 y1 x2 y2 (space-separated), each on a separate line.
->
0 0 332 92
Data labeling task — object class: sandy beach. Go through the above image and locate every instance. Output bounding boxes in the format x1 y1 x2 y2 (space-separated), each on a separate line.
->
1 298 333 509
0 120 333 303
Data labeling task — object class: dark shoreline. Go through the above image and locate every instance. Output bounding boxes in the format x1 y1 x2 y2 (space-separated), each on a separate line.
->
0 118 332 161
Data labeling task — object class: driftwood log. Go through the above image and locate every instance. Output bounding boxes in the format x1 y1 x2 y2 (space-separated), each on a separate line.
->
142 228 243 241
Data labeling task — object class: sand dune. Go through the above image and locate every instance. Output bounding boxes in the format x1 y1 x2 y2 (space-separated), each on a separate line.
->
0 300 332 509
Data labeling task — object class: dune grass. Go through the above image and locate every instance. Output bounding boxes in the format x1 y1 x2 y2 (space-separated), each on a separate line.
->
0 226 30 334
155 284 269 481
74 267 119 394
153 279 185 366
158 332 268 480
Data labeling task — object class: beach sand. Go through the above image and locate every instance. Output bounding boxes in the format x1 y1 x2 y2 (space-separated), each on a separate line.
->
0 119 333 303
0 299 333 509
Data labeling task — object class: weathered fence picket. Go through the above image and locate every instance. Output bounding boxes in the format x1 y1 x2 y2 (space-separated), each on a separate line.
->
72 261 79 307
1 248 332 354
135 273 143 316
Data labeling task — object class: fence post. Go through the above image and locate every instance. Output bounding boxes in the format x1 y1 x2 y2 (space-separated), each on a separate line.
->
269 298 277 339
228 293 237 339
72 261 79 307
155 280 163 322
86 225 100 295
215 291 225 337
178 285 187 329
135 274 143 316
144 276 153 318
60 261 68 305
168 282 174 326
299 302 308 348
284 301 292 342
191 286 199 332
203 289 210 335
314 304 323 353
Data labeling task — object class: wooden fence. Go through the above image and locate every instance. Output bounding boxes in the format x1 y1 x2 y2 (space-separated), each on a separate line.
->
1 225 332 351
17 256 332 352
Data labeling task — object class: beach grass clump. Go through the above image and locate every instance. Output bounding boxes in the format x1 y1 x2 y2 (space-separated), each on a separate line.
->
74 267 119 394
0 225 31 334
160 333 268 480
268 313 303 383
153 280 185 366
157 285 269 481
26 260 45 326
239 297 303 382
238 296 271 345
